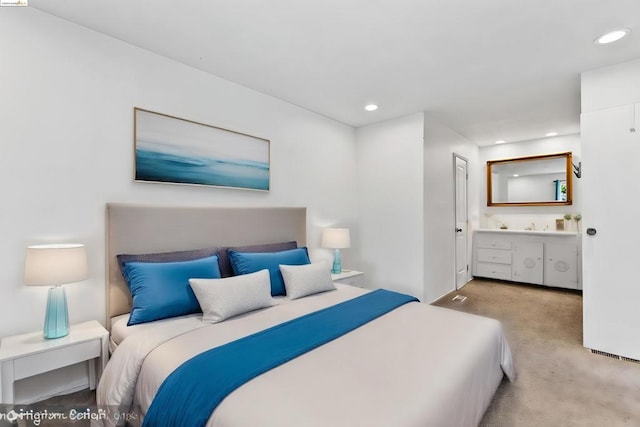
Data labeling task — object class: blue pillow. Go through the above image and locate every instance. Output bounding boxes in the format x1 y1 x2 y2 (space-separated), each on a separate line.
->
228 248 310 296
123 255 221 325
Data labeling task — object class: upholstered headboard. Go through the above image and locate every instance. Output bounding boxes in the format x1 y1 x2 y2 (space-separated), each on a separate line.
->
106 203 307 323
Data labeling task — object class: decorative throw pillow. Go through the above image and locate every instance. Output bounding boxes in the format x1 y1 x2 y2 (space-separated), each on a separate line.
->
189 269 274 323
122 255 221 326
228 247 311 296
280 262 336 300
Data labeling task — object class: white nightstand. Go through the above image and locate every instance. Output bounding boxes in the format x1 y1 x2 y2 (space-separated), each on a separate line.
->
332 270 365 288
0 320 108 404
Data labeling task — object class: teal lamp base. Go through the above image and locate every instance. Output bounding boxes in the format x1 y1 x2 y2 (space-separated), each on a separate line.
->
331 249 343 274
44 285 69 339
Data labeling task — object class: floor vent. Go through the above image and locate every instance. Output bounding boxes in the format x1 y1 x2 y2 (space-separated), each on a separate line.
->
590 349 640 364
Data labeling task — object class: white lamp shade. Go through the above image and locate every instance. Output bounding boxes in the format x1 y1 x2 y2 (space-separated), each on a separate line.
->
321 228 351 249
24 244 89 286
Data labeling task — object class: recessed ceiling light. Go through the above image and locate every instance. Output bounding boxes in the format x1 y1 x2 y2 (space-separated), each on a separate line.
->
513 174 519 177
595 29 630 45
546 132 558 137
364 104 378 111
495 140 507 144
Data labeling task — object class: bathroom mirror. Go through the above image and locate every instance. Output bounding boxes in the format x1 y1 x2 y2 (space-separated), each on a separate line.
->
487 152 573 206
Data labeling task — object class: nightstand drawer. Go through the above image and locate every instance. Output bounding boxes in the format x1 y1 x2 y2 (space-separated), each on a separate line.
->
13 339 101 381
333 271 364 288
477 248 512 264
334 274 365 288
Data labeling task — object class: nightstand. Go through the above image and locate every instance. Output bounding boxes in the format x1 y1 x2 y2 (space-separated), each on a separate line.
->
0 320 108 404
332 270 365 288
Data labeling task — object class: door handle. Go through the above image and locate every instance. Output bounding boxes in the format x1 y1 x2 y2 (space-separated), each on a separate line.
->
456 228 463 232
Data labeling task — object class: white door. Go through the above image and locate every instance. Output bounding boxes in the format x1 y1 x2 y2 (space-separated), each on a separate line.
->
582 103 640 359
454 154 468 289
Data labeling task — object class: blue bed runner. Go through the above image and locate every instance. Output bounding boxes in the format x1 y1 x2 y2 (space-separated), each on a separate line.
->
142 289 417 427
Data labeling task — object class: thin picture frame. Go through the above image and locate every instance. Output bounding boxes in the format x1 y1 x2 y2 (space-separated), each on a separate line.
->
133 108 270 191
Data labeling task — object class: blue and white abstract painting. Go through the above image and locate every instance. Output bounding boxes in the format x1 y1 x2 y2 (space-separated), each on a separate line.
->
134 109 270 191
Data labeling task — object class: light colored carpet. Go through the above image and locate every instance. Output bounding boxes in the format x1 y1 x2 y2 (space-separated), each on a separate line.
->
33 280 640 426
433 279 640 427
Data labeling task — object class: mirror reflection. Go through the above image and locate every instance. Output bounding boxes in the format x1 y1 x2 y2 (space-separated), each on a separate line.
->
487 152 572 206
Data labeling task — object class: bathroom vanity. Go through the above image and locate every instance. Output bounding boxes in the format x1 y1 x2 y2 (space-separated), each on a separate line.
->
473 229 581 290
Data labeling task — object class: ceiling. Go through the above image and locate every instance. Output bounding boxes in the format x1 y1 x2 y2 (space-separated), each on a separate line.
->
30 0 640 146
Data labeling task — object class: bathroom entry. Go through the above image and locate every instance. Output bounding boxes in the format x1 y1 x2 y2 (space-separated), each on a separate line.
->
454 154 469 289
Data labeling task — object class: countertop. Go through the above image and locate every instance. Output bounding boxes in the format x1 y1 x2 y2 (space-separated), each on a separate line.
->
475 228 579 236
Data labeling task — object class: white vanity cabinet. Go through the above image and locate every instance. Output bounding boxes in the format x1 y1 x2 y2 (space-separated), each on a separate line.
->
473 230 580 289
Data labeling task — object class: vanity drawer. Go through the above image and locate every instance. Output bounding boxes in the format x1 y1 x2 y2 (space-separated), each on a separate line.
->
476 235 512 250
477 248 512 264
476 263 512 281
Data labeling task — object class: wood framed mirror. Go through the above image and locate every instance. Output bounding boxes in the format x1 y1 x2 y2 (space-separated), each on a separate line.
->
487 152 573 207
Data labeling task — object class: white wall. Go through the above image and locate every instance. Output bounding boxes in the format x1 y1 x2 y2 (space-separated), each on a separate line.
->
1 9 358 347
582 58 640 113
423 114 479 303
479 133 581 230
356 113 479 303
356 114 425 300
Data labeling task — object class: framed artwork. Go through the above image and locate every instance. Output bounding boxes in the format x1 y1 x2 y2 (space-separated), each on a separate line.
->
134 108 270 191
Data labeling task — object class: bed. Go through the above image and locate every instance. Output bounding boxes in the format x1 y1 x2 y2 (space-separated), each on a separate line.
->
98 203 515 427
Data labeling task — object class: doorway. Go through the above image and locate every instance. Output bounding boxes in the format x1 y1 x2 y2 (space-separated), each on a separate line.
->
454 154 469 290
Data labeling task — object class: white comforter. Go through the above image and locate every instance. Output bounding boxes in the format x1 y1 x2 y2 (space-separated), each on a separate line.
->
98 285 515 427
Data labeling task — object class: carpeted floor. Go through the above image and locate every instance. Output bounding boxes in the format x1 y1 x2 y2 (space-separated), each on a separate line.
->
1 388 96 426
28 279 640 426
433 279 640 427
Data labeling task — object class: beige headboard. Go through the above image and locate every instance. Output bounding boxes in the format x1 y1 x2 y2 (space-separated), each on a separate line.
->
106 203 307 323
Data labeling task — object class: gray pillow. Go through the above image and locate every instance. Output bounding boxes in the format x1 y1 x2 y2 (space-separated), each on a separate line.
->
116 241 297 278
280 262 336 300
189 269 274 323
117 247 219 276
217 241 298 277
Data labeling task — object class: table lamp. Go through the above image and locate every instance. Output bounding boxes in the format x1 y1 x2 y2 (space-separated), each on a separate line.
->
321 228 350 274
24 243 88 339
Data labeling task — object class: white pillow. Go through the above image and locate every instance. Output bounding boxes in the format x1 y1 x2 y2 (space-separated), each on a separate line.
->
189 269 274 323
280 262 336 300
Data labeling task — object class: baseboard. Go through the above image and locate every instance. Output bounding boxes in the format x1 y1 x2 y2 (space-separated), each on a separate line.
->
589 348 640 364
429 287 457 304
